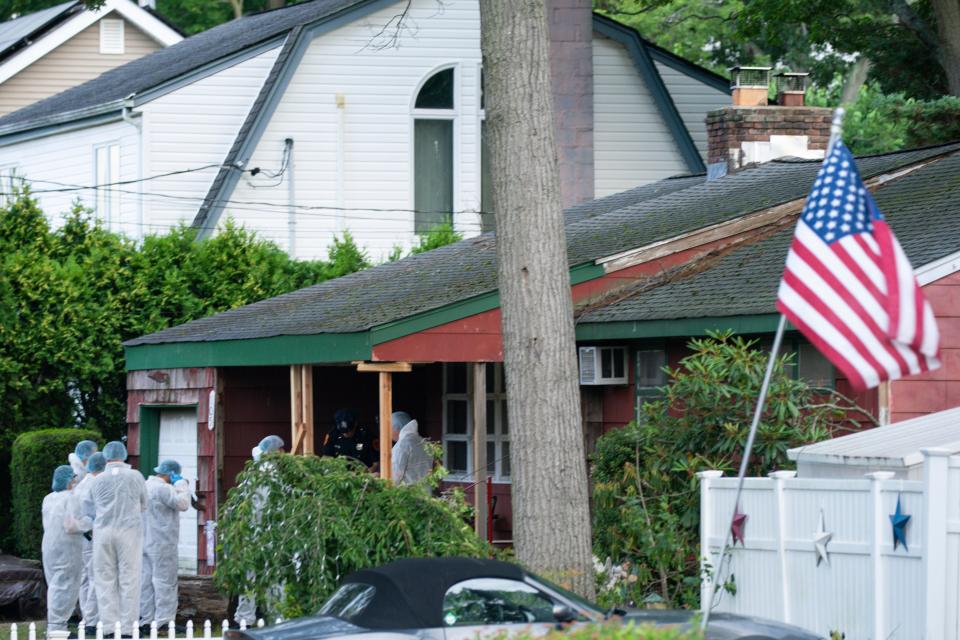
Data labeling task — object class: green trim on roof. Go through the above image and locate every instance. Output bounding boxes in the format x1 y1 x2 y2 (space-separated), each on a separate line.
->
125 332 371 370
575 313 784 340
369 261 606 345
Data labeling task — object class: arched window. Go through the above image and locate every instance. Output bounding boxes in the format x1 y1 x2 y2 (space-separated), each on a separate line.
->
413 67 455 233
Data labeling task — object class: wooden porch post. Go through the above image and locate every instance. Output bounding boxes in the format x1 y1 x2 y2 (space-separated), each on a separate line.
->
379 372 393 481
472 363 488 538
289 364 314 455
355 361 412 481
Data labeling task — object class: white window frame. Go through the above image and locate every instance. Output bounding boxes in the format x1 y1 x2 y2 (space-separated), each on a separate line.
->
0 163 20 201
442 363 510 483
93 142 121 225
411 64 459 235
99 18 125 55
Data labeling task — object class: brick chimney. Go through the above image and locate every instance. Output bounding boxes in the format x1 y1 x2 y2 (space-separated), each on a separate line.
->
707 68 831 179
547 0 594 207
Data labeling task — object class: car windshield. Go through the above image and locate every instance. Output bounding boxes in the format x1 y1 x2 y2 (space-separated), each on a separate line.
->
318 583 376 622
527 575 605 618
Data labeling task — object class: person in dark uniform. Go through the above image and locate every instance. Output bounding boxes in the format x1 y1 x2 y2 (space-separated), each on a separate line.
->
322 409 376 467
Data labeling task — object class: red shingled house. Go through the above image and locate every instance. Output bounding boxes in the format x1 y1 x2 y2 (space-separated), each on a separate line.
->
122 125 960 573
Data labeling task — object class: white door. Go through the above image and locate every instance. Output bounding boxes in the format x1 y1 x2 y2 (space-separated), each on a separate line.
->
158 408 198 575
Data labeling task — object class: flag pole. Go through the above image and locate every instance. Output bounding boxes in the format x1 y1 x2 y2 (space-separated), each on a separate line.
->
700 107 846 631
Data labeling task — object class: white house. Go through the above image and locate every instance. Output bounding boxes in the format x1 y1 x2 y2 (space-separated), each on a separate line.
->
0 0 730 260
0 0 181 116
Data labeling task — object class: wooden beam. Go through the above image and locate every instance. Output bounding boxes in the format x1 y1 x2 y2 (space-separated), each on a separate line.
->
289 365 302 454
301 364 314 455
472 363 488 539
356 361 412 373
379 371 393 480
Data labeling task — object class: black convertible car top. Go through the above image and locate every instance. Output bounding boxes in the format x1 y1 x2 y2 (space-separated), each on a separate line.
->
339 557 526 629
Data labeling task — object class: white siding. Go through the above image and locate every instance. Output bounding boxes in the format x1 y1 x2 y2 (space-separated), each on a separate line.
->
225 0 483 261
0 119 140 234
592 36 687 197
137 46 280 234
655 60 729 160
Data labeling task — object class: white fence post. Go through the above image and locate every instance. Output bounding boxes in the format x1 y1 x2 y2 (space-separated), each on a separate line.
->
221 621 229 637
95 622 103 640
923 448 951 640
203 620 212 640
186 620 193 640
769 470 797 623
10 622 17 640
28 622 35 640
698 470 724 609
869 471 895 640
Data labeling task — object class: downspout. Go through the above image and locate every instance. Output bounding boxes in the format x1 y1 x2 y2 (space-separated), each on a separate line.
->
122 98 144 239
285 137 296 256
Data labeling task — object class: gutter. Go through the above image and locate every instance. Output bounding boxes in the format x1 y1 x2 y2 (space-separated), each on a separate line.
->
0 99 125 139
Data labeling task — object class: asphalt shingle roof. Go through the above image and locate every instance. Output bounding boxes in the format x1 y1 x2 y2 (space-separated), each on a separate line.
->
578 151 960 324
126 142 960 347
0 0 359 130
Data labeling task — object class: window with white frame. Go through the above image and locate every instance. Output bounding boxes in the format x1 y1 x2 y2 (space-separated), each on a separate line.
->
99 18 125 55
0 163 20 201
94 143 120 224
443 363 510 482
413 67 455 234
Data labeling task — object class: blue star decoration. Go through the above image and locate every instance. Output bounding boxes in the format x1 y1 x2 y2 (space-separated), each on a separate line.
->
890 495 911 551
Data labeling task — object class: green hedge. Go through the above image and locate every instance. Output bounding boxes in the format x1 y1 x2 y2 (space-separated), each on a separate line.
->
11 428 101 559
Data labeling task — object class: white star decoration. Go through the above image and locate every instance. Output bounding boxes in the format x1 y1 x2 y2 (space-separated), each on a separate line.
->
815 509 832 567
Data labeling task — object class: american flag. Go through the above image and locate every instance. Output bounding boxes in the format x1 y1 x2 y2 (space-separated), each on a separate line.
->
775 141 940 391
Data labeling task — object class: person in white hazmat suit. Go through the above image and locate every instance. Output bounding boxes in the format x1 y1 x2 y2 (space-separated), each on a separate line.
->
42 465 85 634
72 452 106 632
139 459 191 629
89 441 147 635
69 440 98 483
234 435 285 626
390 412 433 485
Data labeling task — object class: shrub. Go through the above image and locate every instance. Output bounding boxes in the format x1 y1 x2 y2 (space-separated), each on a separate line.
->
505 621 700 640
11 428 101 558
591 332 866 609
215 454 491 619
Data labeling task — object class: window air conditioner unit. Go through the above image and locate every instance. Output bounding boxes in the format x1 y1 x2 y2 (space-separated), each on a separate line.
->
578 346 628 385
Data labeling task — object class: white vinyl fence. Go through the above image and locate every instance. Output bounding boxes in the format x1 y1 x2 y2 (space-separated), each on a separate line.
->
9 618 277 640
700 448 960 639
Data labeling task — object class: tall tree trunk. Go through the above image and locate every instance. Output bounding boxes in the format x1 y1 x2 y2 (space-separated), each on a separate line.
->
931 0 960 95
478 0 596 599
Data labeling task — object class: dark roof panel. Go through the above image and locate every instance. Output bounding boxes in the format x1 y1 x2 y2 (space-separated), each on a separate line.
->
125 142 960 347
0 0 360 130
579 151 960 323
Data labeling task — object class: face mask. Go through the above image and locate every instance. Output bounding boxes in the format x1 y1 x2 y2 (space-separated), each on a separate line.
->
337 420 351 433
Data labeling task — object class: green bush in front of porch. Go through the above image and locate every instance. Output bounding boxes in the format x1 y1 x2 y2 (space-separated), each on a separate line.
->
590 332 871 610
215 453 492 620
10 427 101 559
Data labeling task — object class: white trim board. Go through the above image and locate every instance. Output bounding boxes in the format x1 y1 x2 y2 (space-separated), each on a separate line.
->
0 0 181 86
917 249 960 286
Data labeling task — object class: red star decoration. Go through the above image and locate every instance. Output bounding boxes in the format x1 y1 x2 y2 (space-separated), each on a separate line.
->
731 504 748 546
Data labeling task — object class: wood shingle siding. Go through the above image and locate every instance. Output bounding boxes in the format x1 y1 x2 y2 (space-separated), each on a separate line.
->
0 12 162 116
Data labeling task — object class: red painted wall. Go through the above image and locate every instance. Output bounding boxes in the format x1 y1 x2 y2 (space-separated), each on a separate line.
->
126 367 217 574
373 232 762 362
889 271 960 422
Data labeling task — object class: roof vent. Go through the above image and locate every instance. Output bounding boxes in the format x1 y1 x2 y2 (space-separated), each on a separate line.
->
730 66 770 107
775 72 809 107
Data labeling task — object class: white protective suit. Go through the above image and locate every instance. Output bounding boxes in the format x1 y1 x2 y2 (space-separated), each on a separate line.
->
391 420 433 485
234 455 278 625
69 452 88 483
71 473 99 626
140 475 191 625
89 462 147 635
41 490 85 632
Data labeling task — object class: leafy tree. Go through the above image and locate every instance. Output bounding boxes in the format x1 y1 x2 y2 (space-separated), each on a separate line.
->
591 332 868 608
409 223 464 255
807 81 960 154
596 0 955 99
215 453 491 618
